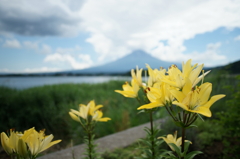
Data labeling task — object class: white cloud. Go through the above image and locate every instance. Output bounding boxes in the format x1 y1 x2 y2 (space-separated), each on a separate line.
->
79 54 93 64
190 43 226 67
55 45 81 54
23 41 39 50
151 42 226 67
234 35 240 41
24 67 60 73
3 39 21 48
44 53 92 69
41 44 52 54
23 41 53 54
79 0 240 65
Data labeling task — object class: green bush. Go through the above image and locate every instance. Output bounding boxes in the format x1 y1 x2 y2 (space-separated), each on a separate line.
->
0 81 150 147
214 75 240 158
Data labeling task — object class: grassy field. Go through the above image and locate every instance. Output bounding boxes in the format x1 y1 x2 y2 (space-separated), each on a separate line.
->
0 80 155 147
0 72 239 158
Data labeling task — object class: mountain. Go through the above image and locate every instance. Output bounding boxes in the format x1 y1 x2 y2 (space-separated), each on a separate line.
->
212 60 240 74
2 50 238 76
65 50 182 75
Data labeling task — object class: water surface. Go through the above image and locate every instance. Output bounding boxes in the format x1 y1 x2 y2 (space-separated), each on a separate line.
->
0 76 131 89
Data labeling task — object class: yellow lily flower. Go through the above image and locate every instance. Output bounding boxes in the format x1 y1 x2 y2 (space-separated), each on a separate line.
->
170 79 225 117
92 110 111 122
1 128 61 158
1 131 14 155
146 64 166 87
69 101 93 122
115 79 139 98
88 100 103 116
22 128 61 156
0 129 22 155
131 66 143 87
137 82 175 110
161 59 210 89
158 131 191 151
69 100 111 123
17 138 28 158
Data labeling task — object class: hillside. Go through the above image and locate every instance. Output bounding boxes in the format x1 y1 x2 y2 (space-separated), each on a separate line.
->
64 50 181 75
212 60 240 74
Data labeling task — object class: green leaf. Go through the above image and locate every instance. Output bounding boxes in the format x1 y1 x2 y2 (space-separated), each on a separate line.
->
168 143 181 157
185 125 198 129
197 114 204 122
174 121 185 128
161 151 178 159
138 109 146 114
185 151 203 159
183 141 191 156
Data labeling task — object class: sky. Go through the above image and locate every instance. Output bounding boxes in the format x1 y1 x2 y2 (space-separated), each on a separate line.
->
0 0 240 73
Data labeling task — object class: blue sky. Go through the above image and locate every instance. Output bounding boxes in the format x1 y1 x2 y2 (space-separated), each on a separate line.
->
0 0 240 73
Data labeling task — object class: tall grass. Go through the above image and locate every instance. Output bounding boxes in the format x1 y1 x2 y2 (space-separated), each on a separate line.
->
0 80 151 147
0 73 235 152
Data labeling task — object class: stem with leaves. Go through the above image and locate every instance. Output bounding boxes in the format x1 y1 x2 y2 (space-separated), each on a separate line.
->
83 122 99 159
149 110 155 159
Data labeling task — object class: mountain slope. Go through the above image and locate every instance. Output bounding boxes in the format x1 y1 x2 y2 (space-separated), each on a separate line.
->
68 50 181 74
213 60 240 74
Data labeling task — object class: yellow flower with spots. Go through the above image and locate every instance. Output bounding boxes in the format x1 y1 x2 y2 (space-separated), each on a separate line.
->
170 79 225 117
161 59 210 89
21 127 61 157
1 128 61 158
146 64 166 87
1 129 18 155
158 131 191 151
131 66 143 87
137 82 175 110
69 100 111 123
115 79 139 98
92 110 111 122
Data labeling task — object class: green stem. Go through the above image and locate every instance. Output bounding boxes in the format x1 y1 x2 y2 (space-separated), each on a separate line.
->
86 123 94 159
185 115 198 127
88 130 92 159
185 113 191 124
188 113 197 123
181 111 187 158
84 123 93 159
181 127 185 159
165 106 178 121
150 111 155 159
178 112 182 122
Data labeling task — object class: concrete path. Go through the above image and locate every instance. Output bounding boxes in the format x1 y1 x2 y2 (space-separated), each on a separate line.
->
38 119 165 159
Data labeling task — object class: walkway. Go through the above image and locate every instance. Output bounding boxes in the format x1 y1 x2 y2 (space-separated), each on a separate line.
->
38 119 165 159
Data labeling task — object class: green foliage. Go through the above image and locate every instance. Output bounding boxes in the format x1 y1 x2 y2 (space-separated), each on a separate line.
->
83 134 101 159
195 119 223 148
0 72 237 157
162 142 202 159
214 75 240 158
0 80 149 147
101 142 143 159
135 127 164 159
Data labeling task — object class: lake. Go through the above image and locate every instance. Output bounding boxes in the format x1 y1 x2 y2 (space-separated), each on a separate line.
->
0 76 131 90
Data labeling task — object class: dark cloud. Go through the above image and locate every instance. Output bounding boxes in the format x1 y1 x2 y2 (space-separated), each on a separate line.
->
0 15 77 36
0 0 85 36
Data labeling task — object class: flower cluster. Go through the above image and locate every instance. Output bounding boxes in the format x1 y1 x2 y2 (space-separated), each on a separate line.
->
116 59 225 118
115 59 225 158
69 100 111 124
69 100 111 158
1 127 61 159
158 131 191 151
